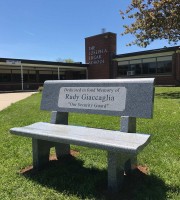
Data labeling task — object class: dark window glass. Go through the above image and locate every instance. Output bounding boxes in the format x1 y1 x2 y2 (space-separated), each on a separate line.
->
52 73 58 80
29 74 36 82
12 70 21 82
60 75 66 80
142 62 156 74
23 74 28 82
28 70 36 82
0 74 11 82
39 74 53 82
157 61 172 74
129 64 141 75
117 65 129 76
148 62 156 74
72 71 86 79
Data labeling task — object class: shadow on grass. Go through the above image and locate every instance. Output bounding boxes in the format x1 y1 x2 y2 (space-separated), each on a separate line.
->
156 92 180 99
21 156 170 200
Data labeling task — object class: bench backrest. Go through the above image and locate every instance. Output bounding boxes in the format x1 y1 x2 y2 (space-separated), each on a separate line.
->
41 78 155 119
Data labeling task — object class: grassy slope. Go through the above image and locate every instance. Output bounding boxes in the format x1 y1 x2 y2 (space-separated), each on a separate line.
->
0 87 179 200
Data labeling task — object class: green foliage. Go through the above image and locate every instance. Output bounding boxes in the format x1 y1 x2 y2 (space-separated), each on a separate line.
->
63 59 74 63
120 0 180 47
56 58 74 63
38 86 43 92
0 88 180 199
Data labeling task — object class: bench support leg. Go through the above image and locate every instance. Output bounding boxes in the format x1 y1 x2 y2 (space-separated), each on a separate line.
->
121 116 137 171
55 143 70 159
32 139 51 169
124 155 137 175
107 152 126 192
108 152 137 192
51 112 70 159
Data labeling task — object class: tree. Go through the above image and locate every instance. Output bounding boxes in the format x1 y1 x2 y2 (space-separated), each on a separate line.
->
56 58 74 63
63 58 74 63
120 0 180 47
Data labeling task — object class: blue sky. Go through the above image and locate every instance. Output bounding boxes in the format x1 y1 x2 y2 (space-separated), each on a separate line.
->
0 0 179 63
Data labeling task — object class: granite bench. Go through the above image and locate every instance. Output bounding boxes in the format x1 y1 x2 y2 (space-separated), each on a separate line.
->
10 78 155 192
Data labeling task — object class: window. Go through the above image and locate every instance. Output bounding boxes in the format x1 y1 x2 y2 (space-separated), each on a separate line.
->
130 60 141 75
117 61 129 76
39 71 53 82
142 58 156 74
12 70 21 82
157 56 172 74
117 54 173 77
28 70 36 82
0 69 11 82
52 71 58 80
23 70 28 83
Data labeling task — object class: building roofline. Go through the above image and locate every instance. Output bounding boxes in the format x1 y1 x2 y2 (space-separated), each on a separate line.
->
0 57 89 67
114 46 180 59
85 32 116 40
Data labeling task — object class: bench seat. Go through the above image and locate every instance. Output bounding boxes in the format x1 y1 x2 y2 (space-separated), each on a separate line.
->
10 79 155 193
10 122 150 154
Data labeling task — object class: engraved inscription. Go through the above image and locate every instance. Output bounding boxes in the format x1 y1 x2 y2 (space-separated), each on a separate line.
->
58 87 126 112
88 46 107 64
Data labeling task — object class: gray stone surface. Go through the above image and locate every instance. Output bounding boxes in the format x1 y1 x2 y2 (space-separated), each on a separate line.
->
50 111 70 160
121 116 136 133
41 78 155 118
31 111 71 169
32 139 52 169
50 111 68 125
108 152 128 192
10 78 155 192
10 122 151 154
121 116 137 170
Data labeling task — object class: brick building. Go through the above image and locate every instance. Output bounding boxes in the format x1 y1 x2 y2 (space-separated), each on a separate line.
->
85 32 180 86
0 32 179 91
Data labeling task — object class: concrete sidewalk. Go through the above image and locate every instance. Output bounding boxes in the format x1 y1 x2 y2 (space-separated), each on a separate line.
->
0 92 36 111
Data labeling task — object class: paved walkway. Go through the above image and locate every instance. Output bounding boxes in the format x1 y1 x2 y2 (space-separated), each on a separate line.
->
0 92 36 111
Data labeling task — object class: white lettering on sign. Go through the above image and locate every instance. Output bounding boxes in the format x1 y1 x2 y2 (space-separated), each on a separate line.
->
88 46 107 64
6 60 21 65
58 87 126 111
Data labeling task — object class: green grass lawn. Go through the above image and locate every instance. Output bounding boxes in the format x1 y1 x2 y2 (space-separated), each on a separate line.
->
0 87 179 200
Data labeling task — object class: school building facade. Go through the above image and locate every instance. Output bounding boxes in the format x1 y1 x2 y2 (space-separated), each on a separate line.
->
85 32 180 86
0 32 179 91
0 59 88 91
